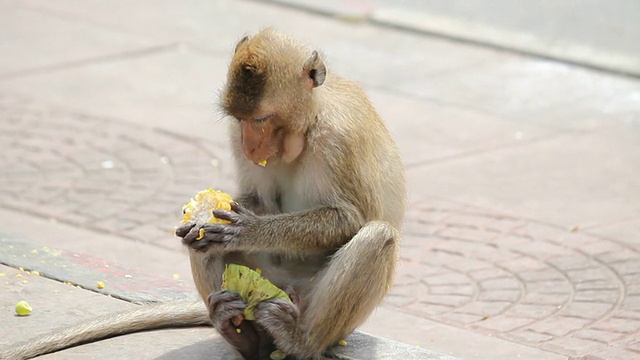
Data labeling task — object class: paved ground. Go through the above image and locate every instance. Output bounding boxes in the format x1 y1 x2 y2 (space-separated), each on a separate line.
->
1 0 639 359
271 0 640 76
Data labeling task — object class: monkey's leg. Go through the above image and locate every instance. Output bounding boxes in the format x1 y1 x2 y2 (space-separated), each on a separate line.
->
255 221 399 359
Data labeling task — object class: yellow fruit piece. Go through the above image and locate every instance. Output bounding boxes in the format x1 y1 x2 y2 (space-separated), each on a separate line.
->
270 349 286 360
236 328 242 334
339 340 347 346
97 281 105 289
221 264 291 321
15 300 32 316
181 189 233 227
257 159 267 167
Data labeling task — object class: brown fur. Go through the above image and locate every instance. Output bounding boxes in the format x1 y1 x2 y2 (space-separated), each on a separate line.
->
187 28 407 359
0 28 406 360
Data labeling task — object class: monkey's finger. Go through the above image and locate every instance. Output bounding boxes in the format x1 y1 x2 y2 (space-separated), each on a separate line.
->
208 291 248 328
181 224 203 242
208 290 243 310
212 209 243 224
182 224 222 243
201 223 241 236
284 286 300 306
175 222 196 237
188 235 231 252
230 201 250 215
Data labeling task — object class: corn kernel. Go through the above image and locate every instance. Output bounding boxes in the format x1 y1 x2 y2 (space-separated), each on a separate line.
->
257 159 267 167
15 301 32 316
270 350 286 360
339 340 347 346
97 281 105 289
181 189 233 226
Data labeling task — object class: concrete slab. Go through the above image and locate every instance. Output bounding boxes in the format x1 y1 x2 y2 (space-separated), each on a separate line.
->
0 264 135 348
519 75 640 131
35 329 224 360
367 89 557 166
0 5 152 77
394 57 634 121
0 48 230 139
0 208 194 286
1 243 451 360
586 218 640 248
0 234 193 303
406 131 640 228
268 0 640 76
33 328 454 360
361 306 565 360
18 0 370 53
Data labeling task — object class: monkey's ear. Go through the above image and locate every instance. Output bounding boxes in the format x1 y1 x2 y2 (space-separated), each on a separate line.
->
234 35 249 53
303 50 326 88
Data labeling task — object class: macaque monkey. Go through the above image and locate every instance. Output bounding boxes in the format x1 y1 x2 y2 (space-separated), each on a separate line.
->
0 28 406 360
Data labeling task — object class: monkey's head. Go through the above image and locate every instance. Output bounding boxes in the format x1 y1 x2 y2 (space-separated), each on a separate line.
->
222 28 326 165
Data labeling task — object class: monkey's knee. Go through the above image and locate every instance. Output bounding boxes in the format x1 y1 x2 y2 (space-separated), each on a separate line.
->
345 221 399 258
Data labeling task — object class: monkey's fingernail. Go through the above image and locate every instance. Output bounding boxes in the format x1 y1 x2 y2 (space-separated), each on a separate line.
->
231 314 244 327
270 350 286 360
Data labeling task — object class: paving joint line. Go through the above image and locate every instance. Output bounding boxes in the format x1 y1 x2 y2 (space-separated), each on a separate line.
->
0 43 182 81
403 131 577 170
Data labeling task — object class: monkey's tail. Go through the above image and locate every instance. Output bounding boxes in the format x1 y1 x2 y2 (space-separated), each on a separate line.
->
0 300 211 360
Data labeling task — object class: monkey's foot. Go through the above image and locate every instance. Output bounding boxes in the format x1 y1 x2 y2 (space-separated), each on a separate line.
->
254 299 300 355
208 291 260 356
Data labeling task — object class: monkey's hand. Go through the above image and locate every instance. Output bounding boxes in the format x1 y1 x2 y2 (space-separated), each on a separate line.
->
178 202 259 252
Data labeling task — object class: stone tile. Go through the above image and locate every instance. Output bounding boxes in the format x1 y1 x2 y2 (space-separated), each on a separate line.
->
362 306 566 360
0 6 150 76
36 328 222 360
367 89 553 166
0 48 231 140
0 264 135 348
521 77 640 131
395 55 640 125
588 218 640 248
542 335 605 356
0 208 194 285
407 131 640 228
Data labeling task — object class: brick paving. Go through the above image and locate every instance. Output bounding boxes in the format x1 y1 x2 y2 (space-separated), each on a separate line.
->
1 1 639 359
1 94 638 358
391 200 640 358
0 94 232 250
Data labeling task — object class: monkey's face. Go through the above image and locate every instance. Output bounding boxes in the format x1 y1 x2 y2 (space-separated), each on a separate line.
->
237 114 305 165
222 29 326 166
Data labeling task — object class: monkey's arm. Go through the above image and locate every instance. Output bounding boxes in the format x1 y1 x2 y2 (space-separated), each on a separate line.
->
181 201 365 253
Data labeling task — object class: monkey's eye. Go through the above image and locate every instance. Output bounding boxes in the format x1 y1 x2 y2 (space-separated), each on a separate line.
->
254 115 274 124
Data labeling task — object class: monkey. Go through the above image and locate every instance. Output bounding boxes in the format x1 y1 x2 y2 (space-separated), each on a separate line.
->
0 28 406 360
177 27 406 359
